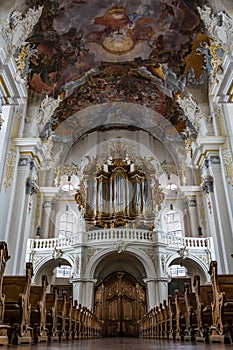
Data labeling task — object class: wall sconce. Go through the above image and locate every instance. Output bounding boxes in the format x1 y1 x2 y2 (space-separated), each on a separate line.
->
198 226 203 236
62 175 74 192
0 115 4 130
0 98 4 130
36 226 41 238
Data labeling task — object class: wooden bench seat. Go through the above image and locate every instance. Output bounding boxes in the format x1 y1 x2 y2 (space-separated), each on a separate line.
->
174 290 186 341
45 289 59 341
184 282 197 342
2 262 33 344
0 242 10 345
30 275 48 343
168 295 176 340
64 297 73 340
56 291 67 340
209 261 233 344
193 275 213 342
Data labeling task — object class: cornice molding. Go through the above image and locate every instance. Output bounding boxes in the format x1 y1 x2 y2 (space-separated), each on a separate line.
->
192 136 225 166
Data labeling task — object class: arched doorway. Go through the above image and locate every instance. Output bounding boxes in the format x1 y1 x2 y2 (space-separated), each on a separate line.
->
94 271 146 337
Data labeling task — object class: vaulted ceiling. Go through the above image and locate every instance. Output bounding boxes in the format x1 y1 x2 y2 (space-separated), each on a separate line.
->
19 0 213 137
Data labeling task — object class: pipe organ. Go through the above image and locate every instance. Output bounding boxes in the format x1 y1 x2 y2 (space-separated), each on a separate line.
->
75 151 164 231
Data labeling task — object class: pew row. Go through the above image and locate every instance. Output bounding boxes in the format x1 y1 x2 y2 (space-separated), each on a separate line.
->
0 242 10 345
208 261 233 344
193 275 212 342
45 289 60 341
29 275 48 343
2 262 33 344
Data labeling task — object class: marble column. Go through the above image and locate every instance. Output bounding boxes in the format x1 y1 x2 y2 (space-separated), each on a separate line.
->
207 156 233 273
144 278 157 310
187 196 199 237
71 277 96 310
6 157 37 274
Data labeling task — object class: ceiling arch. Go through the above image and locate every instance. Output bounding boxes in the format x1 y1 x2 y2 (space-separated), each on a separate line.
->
51 102 186 166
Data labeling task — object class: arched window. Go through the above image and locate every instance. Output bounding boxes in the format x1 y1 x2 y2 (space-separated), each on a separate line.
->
169 264 187 277
164 209 183 237
56 265 72 278
58 205 76 238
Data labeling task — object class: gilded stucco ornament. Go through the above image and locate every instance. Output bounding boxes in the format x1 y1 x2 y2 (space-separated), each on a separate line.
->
215 105 233 187
0 98 4 130
0 6 43 54
4 107 23 189
180 127 196 162
14 44 37 83
197 6 233 53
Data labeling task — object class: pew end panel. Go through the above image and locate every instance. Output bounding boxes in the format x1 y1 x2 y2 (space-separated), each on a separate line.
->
2 262 33 344
30 275 48 343
209 261 233 344
0 242 10 345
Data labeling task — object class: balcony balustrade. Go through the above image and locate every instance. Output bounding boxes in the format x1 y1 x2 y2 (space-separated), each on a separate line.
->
28 229 214 251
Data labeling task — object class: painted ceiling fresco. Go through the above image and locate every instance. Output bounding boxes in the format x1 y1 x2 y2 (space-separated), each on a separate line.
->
25 0 209 132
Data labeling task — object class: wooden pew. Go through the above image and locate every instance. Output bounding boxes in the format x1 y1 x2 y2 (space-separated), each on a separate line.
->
168 295 176 340
71 300 79 340
29 275 48 343
148 307 157 338
193 275 213 342
56 291 67 340
93 313 102 338
156 304 165 339
2 262 33 344
209 260 233 344
174 289 186 341
73 303 82 339
183 282 197 342
141 310 152 338
45 289 59 341
63 296 73 340
0 242 10 345
162 300 170 340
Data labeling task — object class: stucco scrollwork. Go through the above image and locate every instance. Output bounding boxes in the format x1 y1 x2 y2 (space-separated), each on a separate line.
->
52 247 63 260
197 6 233 52
1 6 43 54
37 95 62 132
87 248 99 264
177 95 211 132
178 246 189 259
114 240 127 254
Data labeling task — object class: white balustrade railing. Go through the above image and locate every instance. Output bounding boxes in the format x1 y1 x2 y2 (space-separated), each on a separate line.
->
86 228 154 242
157 232 213 249
28 229 214 251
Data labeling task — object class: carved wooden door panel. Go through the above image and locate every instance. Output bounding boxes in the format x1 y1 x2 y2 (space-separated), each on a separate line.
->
94 272 147 337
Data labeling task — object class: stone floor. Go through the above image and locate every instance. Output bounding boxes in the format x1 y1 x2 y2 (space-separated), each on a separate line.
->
3 338 232 350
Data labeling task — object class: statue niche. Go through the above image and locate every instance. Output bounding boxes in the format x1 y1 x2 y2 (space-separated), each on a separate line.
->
75 153 163 230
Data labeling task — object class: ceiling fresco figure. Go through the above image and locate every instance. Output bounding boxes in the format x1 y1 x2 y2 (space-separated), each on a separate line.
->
85 5 155 55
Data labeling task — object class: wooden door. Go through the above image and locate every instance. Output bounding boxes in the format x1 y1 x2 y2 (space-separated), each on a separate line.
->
94 272 147 337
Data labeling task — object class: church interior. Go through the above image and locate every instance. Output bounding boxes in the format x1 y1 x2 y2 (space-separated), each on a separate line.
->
0 0 233 346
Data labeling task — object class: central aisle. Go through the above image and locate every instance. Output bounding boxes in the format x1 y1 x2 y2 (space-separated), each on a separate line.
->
10 338 229 350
